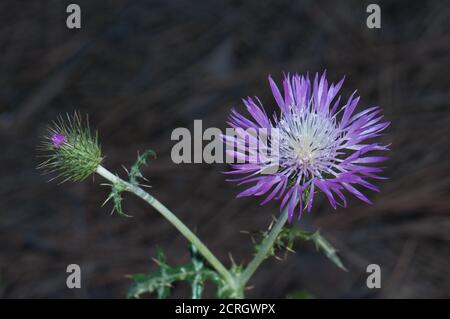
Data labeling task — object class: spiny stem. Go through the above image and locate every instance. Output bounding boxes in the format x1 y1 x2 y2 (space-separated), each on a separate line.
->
95 165 238 292
237 206 289 290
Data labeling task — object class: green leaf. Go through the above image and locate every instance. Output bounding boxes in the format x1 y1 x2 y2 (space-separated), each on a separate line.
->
275 228 347 271
129 149 156 186
189 245 205 299
127 245 232 299
102 180 131 217
102 149 156 217
308 230 347 272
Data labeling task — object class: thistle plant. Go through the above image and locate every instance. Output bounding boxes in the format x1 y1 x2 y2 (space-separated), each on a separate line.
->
38 71 388 299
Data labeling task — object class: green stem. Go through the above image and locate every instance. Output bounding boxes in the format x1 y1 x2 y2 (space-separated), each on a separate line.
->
95 165 237 292
237 206 289 290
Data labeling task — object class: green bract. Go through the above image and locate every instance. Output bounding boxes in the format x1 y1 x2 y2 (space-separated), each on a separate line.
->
38 112 102 183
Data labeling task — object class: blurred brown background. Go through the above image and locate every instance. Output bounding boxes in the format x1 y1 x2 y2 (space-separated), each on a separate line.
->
0 0 449 298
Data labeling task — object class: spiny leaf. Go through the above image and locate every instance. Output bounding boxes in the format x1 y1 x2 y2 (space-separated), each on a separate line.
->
274 228 347 271
127 245 231 299
129 149 156 186
252 220 347 271
308 230 347 272
154 249 171 298
102 180 131 217
190 245 205 299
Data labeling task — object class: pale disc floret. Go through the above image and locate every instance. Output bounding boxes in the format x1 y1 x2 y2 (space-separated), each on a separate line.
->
277 106 343 183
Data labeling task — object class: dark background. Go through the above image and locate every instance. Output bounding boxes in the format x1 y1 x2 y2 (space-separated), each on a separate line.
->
0 0 449 298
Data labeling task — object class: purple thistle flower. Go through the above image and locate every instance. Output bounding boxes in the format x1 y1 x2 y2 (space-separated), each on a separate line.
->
224 72 390 222
51 133 67 148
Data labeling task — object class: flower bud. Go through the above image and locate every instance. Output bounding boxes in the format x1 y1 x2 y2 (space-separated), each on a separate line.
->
38 112 103 183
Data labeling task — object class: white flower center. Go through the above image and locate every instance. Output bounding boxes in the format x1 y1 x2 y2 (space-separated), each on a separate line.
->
276 107 342 181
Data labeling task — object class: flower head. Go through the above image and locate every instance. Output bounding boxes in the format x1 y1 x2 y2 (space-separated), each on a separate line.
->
38 112 103 182
225 72 390 222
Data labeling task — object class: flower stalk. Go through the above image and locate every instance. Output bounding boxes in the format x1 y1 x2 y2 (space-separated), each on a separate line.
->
95 165 238 293
237 206 289 290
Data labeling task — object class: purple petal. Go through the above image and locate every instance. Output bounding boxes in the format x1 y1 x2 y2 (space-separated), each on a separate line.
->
269 76 287 113
260 176 287 205
307 181 315 212
315 180 337 209
287 186 299 222
283 74 294 107
342 183 373 204
243 97 270 128
340 91 360 128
